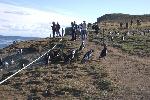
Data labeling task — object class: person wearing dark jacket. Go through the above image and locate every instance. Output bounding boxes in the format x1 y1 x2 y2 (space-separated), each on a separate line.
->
51 22 56 38
56 22 61 37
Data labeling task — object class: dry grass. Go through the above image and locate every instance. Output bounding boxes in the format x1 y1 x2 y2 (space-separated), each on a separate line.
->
0 35 150 99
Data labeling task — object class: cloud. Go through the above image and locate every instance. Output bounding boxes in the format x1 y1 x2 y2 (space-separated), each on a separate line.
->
0 3 83 37
3 11 30 15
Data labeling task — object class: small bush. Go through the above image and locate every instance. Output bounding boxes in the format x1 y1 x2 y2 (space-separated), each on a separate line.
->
96 79 112 91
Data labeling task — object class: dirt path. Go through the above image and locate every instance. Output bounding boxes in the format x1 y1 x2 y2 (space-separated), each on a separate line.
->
85 40 150 100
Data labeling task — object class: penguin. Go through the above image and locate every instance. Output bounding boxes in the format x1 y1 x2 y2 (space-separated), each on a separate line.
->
11 59 15 65
81 49 94 63
4 61 9 68
0 58 3 66
111 36 114 41
64 49 77 64
99 44 107 59
78 41 85 51
42 89 51 97
47 55 51 65
44 54 50 65
20 48 23 54
21 63 25 68
17 48 23 54
122 36 125 41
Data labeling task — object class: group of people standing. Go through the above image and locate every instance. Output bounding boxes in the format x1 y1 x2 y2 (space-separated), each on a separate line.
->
70 21 87 41
51 22 64 38
51 20 87 40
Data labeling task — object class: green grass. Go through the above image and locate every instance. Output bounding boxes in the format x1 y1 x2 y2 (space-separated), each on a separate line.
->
89 29 150 56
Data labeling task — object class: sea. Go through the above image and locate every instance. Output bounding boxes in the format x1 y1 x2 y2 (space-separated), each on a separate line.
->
0 35 39 49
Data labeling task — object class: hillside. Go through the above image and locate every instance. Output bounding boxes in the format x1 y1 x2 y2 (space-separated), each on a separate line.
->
0 32 150 100
97 13 150 23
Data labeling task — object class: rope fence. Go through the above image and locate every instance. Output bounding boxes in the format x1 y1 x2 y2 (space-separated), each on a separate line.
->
0 38 62 85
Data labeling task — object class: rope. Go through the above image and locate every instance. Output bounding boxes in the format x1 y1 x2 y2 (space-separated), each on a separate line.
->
0 38 62 85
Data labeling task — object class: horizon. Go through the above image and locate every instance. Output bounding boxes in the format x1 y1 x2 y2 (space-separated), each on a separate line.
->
0 0 149 37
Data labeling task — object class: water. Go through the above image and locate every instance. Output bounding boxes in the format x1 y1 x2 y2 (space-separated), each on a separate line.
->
0 35 38 49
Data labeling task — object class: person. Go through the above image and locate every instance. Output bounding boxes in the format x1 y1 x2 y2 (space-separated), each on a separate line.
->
73 21 77 40
94 23 100 36
56 22 61 37
130 20 133 26
76 25 81 39
71 22 75 41
62 28 64 37
126 22 128 29
81 21 87 40
51 22 56 38
80 23 83 38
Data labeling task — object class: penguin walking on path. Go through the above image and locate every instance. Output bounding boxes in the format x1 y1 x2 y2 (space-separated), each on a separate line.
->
99 44 107 59
81 49 94 63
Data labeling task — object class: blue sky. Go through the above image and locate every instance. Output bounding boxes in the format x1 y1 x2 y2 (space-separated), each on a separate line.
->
0 0 149 37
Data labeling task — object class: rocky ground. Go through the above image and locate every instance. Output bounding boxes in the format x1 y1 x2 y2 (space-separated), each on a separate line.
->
0 34 150 100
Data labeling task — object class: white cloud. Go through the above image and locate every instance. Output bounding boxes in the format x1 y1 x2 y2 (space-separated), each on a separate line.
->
0 3 83 37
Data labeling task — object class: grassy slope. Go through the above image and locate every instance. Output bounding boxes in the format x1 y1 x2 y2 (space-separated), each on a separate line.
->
0 33 150 100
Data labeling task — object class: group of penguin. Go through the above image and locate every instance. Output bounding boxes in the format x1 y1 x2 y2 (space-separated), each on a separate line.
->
0 58 15 71
0 48 24 70
44 41 107 65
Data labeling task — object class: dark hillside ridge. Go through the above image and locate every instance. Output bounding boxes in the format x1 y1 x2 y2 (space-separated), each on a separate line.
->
97 13 150 23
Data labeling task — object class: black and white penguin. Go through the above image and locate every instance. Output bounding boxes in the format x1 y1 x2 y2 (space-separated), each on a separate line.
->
17 48 23 54
44 53 50 65
47 54 53 65
78 41 85 51
0 58 3 66
42 89 51 97
99 44 107 59
111 36 114 41
21 63 25 68
81 49 94 63
10 59 15 65
4 61 9 68
64 49 77 63
121 36 125 41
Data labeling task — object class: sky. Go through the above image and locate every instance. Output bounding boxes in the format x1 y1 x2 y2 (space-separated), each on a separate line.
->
0 0 149 37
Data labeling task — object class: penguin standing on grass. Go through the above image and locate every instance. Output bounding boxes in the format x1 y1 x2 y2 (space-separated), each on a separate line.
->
81 49 94 63
99 44 107 59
